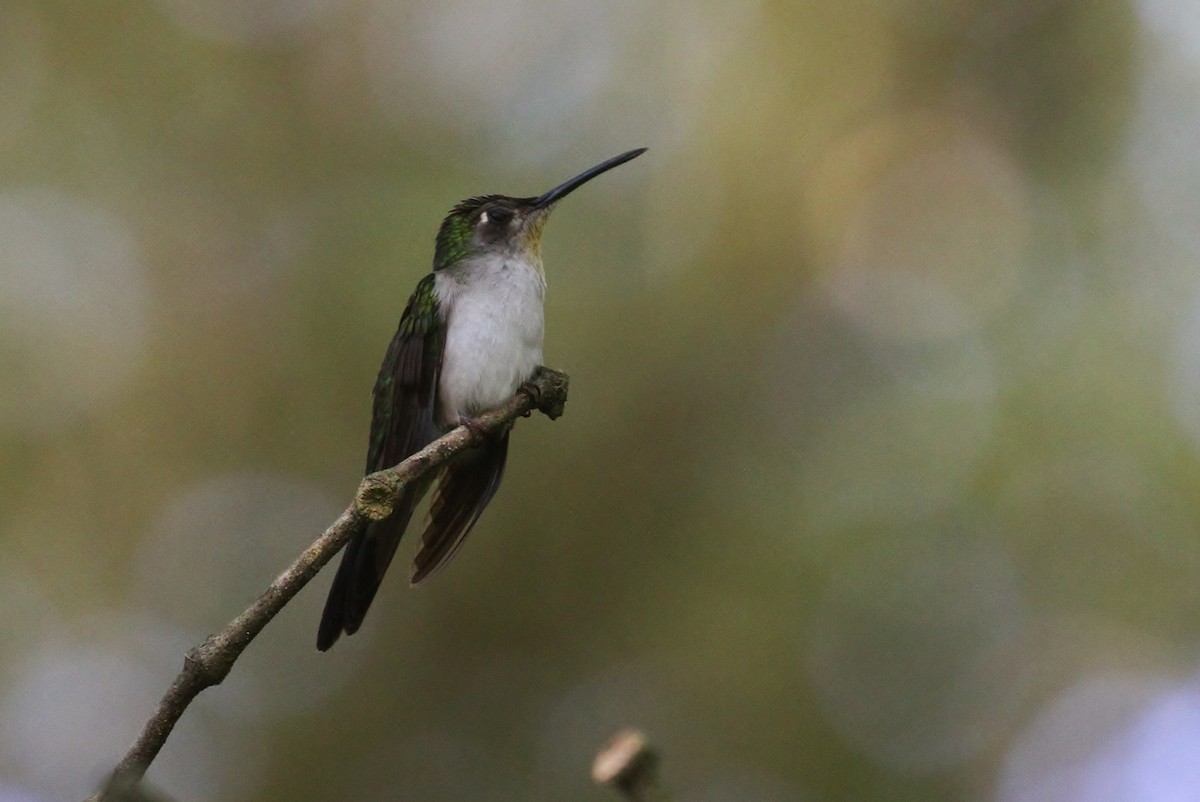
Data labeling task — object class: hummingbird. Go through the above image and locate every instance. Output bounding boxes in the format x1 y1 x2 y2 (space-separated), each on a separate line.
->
317 147 647 650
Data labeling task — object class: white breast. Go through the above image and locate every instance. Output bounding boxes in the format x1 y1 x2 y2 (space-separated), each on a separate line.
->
435 259 545 426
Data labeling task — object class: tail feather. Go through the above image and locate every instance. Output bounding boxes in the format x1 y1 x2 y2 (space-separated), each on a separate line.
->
317 478 430 651
411 433 509 585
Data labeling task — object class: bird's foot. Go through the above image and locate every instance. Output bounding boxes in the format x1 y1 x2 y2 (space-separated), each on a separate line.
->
517 374 543 417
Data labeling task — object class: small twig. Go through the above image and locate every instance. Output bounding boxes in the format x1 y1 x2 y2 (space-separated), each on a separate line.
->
89 367 569 802
593 729 673 802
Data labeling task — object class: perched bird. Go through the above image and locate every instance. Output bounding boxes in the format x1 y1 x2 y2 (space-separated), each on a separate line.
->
317 148 647 650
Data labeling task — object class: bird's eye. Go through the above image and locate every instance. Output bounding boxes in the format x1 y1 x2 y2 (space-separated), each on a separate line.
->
485 208 513 228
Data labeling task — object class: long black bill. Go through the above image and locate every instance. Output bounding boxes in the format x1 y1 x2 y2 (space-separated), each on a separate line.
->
532 148 647 209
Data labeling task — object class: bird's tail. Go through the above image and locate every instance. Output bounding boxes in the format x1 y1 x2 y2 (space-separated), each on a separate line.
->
411 432 509 585
316 477 431 650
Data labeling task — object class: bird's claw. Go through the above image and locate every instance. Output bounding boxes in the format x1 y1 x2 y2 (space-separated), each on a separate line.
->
518 375 543 417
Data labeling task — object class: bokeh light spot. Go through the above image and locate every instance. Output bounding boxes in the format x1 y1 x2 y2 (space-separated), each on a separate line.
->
807 532 1030 771
999 672 1200 802
1128 53 1200 260
0 189 147 436
1135 0 1200 65
810 113 1034 344
137 471 364 718
363 0 620 158
0 613 261 802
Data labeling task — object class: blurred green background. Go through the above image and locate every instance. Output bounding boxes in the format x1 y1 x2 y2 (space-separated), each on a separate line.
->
3 1 1200 800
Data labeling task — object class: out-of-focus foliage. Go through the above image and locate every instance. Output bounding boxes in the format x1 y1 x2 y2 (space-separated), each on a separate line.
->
2 1 1200 800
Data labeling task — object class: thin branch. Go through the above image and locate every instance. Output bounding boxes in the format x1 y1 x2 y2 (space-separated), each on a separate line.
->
90 367 569 802
593 729 673 802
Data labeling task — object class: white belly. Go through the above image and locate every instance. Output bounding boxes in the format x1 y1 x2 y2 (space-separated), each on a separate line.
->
436 260 545 426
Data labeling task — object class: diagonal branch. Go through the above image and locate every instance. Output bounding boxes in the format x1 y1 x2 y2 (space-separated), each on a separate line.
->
89 367 569 802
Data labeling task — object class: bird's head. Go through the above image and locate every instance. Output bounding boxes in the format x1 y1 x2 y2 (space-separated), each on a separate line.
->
433 148 646 271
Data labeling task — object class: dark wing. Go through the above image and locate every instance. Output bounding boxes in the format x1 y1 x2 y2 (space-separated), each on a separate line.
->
363 273 444 475
410 430 509 585
317 273 444 651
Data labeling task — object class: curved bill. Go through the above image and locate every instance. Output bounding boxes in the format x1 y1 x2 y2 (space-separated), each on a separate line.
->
532 148 647 209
